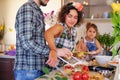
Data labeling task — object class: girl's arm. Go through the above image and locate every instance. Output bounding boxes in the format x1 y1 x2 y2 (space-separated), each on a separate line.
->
93 39 102 54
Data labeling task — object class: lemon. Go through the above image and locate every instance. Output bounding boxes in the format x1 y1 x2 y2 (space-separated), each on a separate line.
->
77 52 84 58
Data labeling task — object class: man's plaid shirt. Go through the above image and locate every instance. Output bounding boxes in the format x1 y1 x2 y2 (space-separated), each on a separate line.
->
14 0 50 70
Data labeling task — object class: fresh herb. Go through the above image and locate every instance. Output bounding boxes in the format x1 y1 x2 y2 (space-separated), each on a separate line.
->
42 66 50 75
39 66 68 80
97 33 115 54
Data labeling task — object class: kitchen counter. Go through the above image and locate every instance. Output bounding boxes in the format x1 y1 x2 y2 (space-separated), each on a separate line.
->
0 53 119 80
36 65 119 80
0 55 15 59
0 53 15 59
114 60 120 80
0 55 15 80
36 58 120 80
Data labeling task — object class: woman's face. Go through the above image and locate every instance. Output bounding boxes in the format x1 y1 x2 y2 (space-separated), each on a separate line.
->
86 27 96 40
65 9 78 28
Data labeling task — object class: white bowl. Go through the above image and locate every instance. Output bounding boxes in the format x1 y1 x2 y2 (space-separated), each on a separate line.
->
95 55 112 65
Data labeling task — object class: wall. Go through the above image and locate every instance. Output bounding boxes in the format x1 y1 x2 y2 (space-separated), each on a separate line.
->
41 0 61 13
2 0 61 45
75 20 113 42
3 0 28 45
1 0 114 45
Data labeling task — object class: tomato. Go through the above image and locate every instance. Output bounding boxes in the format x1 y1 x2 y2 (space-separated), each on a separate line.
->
73 71 82 80
64 65 73 69
82 65 89 73
82 72 89 80
82 66 89 71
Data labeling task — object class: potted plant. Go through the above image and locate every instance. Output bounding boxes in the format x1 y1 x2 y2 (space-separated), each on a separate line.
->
110 2 120 59
97 33 115 55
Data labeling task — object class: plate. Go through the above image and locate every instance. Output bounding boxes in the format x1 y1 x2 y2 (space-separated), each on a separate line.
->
108 61 118 67
104 77 110 80
87 52 96 55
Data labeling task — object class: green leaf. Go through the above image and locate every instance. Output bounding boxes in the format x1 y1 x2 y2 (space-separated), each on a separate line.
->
55 73 62 78
39 75 49 79
55 76 63 80
51 78 54 80
111 12 120 26
55 76 68 80
112 48 116 55
61 77 68 80
113 36 120 46
42 66 50 75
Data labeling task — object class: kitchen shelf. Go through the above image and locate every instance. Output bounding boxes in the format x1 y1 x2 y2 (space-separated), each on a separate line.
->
83 4 112 19
83 4 110 7
85 18 111 21
63 0 112 20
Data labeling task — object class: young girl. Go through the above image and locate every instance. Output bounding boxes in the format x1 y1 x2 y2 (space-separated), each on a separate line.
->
75 22 102 58
45 2 83 67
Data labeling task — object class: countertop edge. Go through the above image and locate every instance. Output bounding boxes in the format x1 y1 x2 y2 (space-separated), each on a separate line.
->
0 55 15 59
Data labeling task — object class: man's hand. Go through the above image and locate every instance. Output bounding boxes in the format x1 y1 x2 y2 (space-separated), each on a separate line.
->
46 50 58 67
57 48 73 59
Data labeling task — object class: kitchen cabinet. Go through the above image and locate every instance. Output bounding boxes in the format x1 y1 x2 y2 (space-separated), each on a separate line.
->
0 58 14 80
63 0 112 20
83 3 111 19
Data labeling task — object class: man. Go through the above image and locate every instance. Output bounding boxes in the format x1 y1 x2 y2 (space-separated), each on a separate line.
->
14 0 72 80
14 0 54 80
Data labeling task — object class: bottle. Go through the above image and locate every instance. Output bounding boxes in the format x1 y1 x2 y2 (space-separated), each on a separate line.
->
91 14 94 19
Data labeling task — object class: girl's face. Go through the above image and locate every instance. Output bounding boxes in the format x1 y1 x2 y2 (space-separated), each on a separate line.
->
65 9 78 28
86 27 96 40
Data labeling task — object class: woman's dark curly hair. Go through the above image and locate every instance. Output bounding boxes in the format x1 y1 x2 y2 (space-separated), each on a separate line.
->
58 2 83 27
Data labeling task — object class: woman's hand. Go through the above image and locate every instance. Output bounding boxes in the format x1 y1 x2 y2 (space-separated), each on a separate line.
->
46 50 58 67
57 48 73 59
46 48 73 67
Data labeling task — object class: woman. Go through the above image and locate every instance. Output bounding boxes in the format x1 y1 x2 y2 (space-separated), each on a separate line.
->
45 2 83 66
